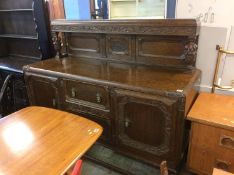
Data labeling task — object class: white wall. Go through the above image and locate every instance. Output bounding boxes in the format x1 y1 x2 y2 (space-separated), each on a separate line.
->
195 26 229 91
176 0 234 95
176 0 234 26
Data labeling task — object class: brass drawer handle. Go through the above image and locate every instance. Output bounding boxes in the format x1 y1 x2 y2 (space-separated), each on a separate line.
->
125 118 131 128
71 88 77 98
220 135 234 149
52 98 56 107
215 159 231 171
96 93 102 103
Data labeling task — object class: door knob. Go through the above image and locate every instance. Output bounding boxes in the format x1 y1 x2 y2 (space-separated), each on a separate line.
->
71 88 77 98
125 118 131 128
96 93 102 103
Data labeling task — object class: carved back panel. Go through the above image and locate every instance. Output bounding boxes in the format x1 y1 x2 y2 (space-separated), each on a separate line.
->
51 19 199 68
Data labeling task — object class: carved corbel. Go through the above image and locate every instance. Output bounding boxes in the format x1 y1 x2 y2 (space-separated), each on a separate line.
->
52 32 63 58
183 37 198 65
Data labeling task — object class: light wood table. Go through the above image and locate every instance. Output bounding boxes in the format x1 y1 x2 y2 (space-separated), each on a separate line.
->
213 168 234 175
0 106 103 175
187 93 234 175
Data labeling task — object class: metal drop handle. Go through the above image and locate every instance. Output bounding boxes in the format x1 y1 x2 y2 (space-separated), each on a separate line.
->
125 118 131 128
71 88 77 98
52 99 56 107
96 93 102 103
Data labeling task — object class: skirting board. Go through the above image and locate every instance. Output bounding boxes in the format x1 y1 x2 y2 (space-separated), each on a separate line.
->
200 85 234 96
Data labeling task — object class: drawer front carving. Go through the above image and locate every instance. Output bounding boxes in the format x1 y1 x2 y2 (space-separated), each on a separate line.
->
63 79 110 111
106 35 135 62
112 89 179 157
64 101 110 120
188 123 234 174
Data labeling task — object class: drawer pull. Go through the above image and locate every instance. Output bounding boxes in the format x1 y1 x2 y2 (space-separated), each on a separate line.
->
220 135 234 149
71 88 77 98
52 99 56 107
215 159 231 171
125 118 131 128
96 93 102 103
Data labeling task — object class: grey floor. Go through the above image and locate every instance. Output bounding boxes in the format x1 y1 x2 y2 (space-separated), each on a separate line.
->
81 143 192 175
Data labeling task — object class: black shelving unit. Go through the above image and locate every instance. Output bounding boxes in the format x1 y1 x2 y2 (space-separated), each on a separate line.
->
0 0 54 116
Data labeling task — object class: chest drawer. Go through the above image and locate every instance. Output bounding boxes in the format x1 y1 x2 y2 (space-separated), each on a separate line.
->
63 79 110 111
188 123 234 175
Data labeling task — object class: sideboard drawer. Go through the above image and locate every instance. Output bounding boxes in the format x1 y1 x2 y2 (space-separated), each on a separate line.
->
63 79 110 111
188 123 234 174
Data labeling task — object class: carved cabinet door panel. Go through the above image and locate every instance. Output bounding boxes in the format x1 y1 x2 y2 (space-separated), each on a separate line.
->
106 35 135 62
136 35 193 67
67 33 105 58
112 89 179 158
25 74 59 109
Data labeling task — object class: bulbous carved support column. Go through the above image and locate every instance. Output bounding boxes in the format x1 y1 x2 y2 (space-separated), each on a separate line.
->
52 32 63 59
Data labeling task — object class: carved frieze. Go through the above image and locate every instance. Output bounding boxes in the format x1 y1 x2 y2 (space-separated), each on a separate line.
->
51 24 197 36
51 19 199 68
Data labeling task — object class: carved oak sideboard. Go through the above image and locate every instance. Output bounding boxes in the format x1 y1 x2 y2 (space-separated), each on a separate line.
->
24 19 201 173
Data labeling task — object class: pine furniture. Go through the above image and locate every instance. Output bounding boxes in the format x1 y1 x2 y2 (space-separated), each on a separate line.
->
187 93 234 175
213 169 234 175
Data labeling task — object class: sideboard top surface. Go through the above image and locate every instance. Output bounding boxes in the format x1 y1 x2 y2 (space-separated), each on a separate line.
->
24 57 200 93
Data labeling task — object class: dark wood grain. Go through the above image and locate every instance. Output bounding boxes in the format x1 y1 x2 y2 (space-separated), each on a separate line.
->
51 19 199 68
51 19 199 36
0 0 53 116
24 57 200 93
106 35 135 62
24 56 201 172
24 19 201 173
0 0 32 10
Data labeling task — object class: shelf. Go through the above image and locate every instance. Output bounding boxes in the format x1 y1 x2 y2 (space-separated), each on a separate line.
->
0 9 33 12
0 34 37 40
0 56 37 73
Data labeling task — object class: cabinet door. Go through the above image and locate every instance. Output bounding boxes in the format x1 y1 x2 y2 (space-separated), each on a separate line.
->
112 89 179 157
25 74 59 108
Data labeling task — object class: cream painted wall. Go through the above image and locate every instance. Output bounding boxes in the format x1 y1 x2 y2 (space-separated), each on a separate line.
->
176 0 234 25
195 26 229 91
176 0 234 95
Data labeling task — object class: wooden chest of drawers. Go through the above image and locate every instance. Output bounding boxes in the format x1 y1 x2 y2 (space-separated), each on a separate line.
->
187 93 234 175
